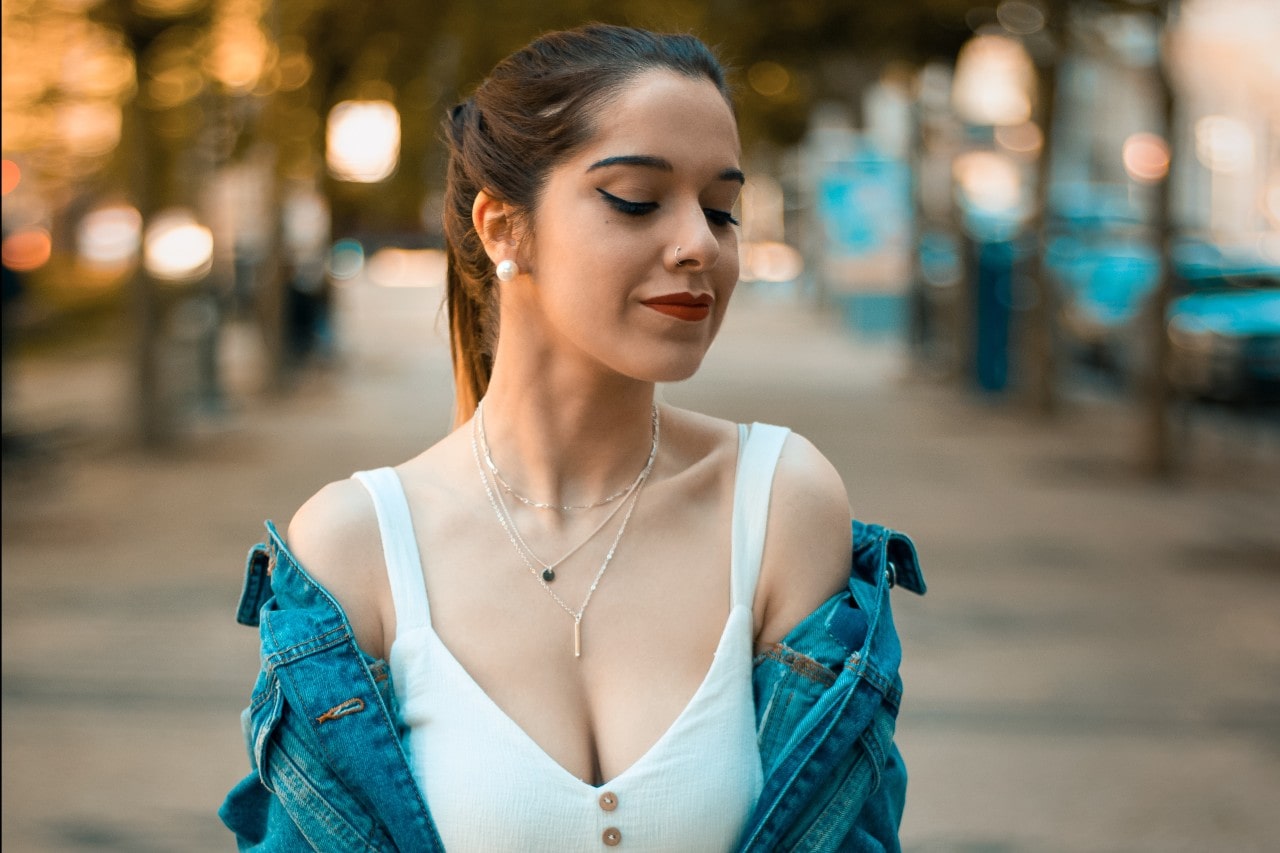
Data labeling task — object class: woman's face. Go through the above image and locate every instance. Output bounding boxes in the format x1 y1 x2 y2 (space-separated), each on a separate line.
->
519 69 743 384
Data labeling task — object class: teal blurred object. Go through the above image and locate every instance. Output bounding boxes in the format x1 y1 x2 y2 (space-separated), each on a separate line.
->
1168 289 1280 404
1047 236 1161 337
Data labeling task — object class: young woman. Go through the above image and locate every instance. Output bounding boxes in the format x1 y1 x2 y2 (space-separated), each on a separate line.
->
221 24 925 852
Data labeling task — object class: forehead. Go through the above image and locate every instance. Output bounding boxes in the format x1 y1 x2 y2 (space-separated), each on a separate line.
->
573 69 741 174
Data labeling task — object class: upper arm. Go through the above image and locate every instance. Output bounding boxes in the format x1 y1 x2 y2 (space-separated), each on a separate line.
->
286 479 392 659
753 433 853 652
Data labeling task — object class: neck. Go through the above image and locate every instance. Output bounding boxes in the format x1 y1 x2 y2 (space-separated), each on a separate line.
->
478 368 658 511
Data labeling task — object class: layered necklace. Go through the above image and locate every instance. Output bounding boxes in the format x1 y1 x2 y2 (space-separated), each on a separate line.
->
472 400 659 657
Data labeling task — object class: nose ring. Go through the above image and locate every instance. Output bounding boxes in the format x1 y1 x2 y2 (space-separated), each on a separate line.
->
674 246 687 266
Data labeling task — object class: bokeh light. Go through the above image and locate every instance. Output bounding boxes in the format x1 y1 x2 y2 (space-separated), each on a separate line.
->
951 34 1034 126
996 0 1046 35
741 241 804 283
1 159 20 195
1195 114 1255 174
143 208 213 282
1122 132 1171 183
953 150 1023 213
365 248 446 288
994 121 1043 157
1265 184 1280 227
56 101 122 158
2 227 53 272
78 204 143 270
207 17 271 92
328 239 366 280
748 61 791 98
326 100 401 183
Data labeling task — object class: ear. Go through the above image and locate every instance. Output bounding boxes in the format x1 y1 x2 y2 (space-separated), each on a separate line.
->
472 189 523 264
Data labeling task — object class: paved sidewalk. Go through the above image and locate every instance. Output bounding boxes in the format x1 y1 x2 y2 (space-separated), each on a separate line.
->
3 280 1278 851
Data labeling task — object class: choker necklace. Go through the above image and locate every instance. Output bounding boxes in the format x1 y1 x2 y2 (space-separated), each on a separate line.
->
477 401 660 511
471 402 659 657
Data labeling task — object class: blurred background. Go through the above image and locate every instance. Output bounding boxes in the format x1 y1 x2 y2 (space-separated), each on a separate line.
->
2 0 1278 850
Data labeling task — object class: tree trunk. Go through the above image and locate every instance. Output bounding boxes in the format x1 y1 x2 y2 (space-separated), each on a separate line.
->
1141 31 1178 478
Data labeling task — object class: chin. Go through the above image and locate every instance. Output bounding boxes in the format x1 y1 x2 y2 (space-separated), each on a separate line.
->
633 353 708 384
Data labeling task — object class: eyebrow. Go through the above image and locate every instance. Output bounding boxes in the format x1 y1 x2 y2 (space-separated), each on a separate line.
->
587 155 745 185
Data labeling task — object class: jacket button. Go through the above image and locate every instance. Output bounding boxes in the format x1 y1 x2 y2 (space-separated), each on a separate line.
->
598 791 618 811
602 827 622 846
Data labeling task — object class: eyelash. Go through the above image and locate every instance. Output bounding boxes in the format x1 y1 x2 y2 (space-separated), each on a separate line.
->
597 189 739 228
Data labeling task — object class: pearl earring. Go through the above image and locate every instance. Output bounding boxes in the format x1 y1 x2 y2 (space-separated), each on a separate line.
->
496 259 519 282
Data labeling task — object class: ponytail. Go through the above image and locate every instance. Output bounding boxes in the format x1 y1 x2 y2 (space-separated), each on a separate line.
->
446 246 492 429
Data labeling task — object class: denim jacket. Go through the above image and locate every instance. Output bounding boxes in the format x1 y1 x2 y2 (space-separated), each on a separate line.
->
220 519 925 852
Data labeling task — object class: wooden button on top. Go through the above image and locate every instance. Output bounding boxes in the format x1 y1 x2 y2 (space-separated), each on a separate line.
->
598 791 618 811
602 827 622 846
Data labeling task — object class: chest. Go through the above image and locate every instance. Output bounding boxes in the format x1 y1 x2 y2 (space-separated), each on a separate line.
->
399 484 738 785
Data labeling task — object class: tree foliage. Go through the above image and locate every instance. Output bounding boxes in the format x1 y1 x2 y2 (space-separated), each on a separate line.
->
281 0 977 231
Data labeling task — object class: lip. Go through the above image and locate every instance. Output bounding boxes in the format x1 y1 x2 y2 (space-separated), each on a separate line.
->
641 292 713 322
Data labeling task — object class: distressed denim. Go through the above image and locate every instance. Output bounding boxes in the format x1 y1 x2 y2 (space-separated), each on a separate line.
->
220 520 925 851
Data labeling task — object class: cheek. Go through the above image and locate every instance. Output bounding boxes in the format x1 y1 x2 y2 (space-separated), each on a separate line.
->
719 243 741 291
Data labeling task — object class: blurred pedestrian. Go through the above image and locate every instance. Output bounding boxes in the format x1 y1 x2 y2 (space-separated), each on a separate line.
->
221 24 925 851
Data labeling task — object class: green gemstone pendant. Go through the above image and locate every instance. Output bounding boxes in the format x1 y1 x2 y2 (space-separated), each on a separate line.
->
542 568 555 583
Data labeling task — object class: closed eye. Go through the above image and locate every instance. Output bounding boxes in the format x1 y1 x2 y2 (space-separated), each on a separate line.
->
597 188 658 217
704 208 739 228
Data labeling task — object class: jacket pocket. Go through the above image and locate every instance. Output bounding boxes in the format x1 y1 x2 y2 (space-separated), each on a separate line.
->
754 645 837 776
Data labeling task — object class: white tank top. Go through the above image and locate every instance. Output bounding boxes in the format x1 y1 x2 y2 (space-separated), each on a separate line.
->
354 423 790 852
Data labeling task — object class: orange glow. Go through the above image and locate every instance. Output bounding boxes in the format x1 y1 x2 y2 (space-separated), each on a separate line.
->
747 61 790 98
277 47 313 91
207 19 270 91
1122 132 1171 183
135 0 205 17
1 160 20 195
995 121 1043 156
953 150 1023 213
741 241 804 283
57 101 122 157
2 227 53 272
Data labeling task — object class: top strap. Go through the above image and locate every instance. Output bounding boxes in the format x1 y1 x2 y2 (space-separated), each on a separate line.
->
730 423 791 610
352 467 432 634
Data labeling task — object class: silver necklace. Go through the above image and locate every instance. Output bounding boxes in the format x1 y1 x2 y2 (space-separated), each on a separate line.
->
477 400 660 511
489 473 633 583
471 407 657 657
475 400 658 582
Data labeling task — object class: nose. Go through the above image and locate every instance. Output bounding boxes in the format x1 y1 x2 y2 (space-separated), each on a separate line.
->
665 205 721 273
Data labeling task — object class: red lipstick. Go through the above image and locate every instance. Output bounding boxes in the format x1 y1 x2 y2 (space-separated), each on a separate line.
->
641 292 712 322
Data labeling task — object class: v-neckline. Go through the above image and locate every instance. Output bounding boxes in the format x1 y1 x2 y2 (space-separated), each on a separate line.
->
396 604 749 790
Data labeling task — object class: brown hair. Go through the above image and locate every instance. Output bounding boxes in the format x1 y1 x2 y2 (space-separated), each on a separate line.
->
442 24 731 426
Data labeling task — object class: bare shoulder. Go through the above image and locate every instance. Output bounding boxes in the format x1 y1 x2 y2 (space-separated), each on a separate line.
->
754 431 853 651
286 478 391 658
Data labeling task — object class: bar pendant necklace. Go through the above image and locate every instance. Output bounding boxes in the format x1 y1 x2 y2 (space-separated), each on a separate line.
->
470 406 655 657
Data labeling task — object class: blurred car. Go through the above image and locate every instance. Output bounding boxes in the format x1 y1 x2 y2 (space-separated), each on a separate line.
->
1045 233 1160 375
1167 289 1280 405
